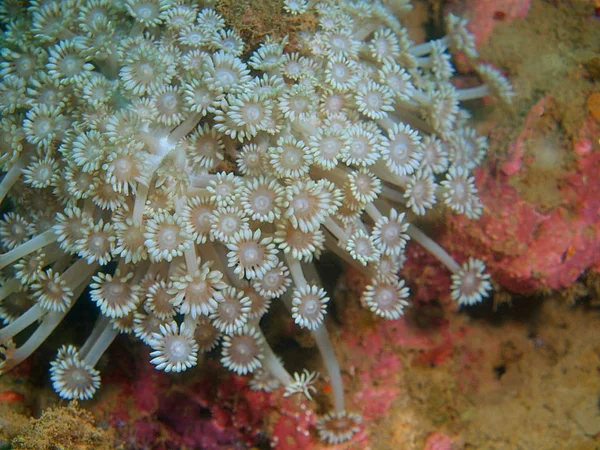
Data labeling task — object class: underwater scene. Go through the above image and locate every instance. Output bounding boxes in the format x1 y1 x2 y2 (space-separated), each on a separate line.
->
0 0 598 448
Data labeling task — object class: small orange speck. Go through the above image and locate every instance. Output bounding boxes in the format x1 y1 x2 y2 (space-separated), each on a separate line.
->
493 10 506 21
0 391 25 404
562 244 576 262
587 92 600 123
322 383 332 394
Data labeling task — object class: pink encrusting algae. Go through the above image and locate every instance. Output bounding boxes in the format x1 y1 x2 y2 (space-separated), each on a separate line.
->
442 113 600 295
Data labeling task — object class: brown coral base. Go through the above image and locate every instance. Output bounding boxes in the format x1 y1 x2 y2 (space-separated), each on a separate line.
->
364 295 600 450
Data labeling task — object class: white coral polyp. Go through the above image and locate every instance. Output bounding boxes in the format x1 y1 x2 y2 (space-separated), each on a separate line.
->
240 176 284 223
404 170 437 216
270 136 312 179
451 258 492 306
291 284 329 330
316 411 362 446
50 345 100 400
372 209 409 257
221 325 264 375
253 261 291 299
226 228 278 280
89 271 140 318
346 230 379 266
355 80 395 120
219 93 273 141
149 321 199 373
284 0 309 15
169 261 227 318
31 269 73 313
362 277 410 320
441 166 479 216
210 286 252 335
275 222 325 263
144 213 192 262
382 122 423 176
210 206 249 243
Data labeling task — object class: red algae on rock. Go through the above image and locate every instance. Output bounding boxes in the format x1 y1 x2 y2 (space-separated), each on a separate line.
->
442 0 600 295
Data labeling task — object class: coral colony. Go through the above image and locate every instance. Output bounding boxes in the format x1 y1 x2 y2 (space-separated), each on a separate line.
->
0 0 511 445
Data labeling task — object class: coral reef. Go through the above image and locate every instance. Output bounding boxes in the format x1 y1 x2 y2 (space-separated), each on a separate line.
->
0 0 507 435
4 0 597 449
